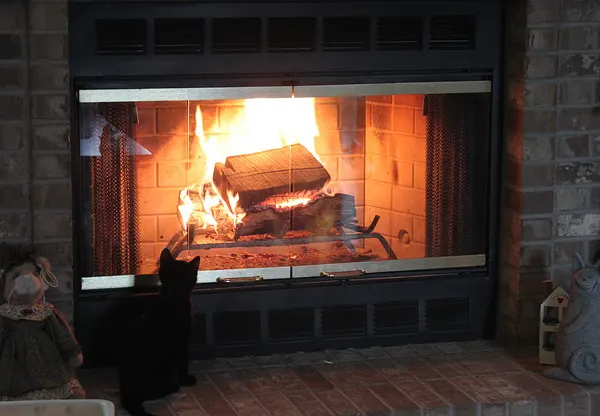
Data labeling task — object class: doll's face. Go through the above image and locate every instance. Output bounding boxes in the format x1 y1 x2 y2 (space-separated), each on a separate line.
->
1 262 45 305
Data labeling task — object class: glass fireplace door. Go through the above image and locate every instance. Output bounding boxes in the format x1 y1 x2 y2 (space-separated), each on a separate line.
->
77 81 491 290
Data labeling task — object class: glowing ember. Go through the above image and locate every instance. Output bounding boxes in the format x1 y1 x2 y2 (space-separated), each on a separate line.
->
178 97 327 233
258 190 323 211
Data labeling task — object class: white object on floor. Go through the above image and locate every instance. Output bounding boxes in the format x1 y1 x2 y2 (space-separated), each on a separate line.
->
0 399 115 416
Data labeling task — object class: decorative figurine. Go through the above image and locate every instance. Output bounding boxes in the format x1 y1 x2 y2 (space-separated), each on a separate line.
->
542 253 600 384
0 243 85 400
539 285 569 365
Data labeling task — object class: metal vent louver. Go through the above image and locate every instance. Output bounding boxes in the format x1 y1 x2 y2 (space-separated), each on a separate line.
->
425 297 470 332
214 310 261 345
268 308 314 341
95 19 147 55
154 18 204 54
376 16 423 51
268 17 317 53
212 18 261 54
429 15 475 50
190 314 207 347
321 305 367 338
373 301 419 336
322 17 370 52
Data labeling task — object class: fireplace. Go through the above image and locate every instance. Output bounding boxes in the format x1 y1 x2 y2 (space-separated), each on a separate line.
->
70 0 502 366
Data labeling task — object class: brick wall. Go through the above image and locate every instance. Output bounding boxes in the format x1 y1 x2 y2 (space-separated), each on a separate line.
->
498 0 600 344
365 95 427 259
0 0 73 320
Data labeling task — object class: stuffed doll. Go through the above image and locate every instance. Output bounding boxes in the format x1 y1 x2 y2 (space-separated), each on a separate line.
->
0 243 85 401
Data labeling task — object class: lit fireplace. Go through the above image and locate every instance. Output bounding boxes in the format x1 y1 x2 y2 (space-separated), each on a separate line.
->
69 0 501 366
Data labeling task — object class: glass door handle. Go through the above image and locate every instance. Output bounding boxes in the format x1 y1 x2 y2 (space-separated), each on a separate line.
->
216 275 264 283
320 269 366 278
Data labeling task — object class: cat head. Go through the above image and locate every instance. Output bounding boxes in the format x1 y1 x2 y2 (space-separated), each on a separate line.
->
158 248 200 297
572 253 600 295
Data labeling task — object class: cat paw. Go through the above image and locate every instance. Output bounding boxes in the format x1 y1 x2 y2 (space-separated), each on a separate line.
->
179 374 197 386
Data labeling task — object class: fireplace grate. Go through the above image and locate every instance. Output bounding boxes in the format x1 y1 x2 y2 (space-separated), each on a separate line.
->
154 18 204 54
425 297 470 332
268 308 315 341
212 18 261 54
268 18 317 53
321 305 367 338
376 17 424 51
95 19 147 55
214 310 261 345
190 314 207 347
373 301 419 336
322 17 370 52
429 15 476 50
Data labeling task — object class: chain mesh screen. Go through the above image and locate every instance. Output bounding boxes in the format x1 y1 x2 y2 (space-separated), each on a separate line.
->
88 103 141 276
424 93 489 258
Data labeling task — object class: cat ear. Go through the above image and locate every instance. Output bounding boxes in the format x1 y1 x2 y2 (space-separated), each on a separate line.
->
189 256 200 270
573 252 586 272
160 248 174 264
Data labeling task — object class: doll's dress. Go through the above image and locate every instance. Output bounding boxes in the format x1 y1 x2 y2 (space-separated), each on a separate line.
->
0 302 83 401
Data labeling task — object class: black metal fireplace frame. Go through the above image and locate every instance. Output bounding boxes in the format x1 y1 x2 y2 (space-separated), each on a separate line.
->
69 0 504 366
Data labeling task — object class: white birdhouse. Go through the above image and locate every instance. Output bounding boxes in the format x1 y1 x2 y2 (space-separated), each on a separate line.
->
539 285 569 365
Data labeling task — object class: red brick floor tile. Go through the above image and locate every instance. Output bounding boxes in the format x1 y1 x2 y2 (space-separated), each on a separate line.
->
454 353 497 376
341 361 388 385
462 341 497 351
265 366 308 392
383 345 412 357
503 373 556 400
337 384 391 415
420 353 471 378
534 372 588 396
508 400 535 416
426 379 475 407
292 365 334 390
433 342 467 354
451 377 505 403
395 356 443 380
256 354 286 367
168 391 207 415
195 396 238 416
188 372 222 398
206 370 250 395
408 343 439 356
282 352 312 366
394 378 448 408
236 368 279 395
286 391 333 416
314 363 359 388
256 393 302 416
227 394 268 416
304 350 336 364
564 393 591 416
358 346 389 360
472 351 523 374
314 388 362 416
477 374 532 402
200 358 231 371
144 401 174 416
369 384 420 411
537 399 562 416
367 357 414 384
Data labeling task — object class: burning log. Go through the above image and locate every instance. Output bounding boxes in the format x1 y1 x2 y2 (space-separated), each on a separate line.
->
213 144 331 211
234 193 356 240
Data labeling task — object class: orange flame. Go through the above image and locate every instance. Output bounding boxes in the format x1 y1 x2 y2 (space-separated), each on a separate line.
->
179 97 323 233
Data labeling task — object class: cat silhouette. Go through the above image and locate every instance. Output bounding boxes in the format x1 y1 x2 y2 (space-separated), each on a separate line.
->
118 248 200 416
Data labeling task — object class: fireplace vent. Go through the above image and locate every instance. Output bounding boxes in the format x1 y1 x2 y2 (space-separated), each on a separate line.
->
373 301 419 335
268 308 315 341
376 17 423 51
321 305 367 338
322 17 370 52
191 314 207 347
154 18 204 54
268 18 317 53
212 18 261 54
214 310 261 345
424 297 470 332
95 19 147 55
429 15 475 50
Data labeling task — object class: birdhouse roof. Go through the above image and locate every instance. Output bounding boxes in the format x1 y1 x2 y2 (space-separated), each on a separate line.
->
541 286 569 306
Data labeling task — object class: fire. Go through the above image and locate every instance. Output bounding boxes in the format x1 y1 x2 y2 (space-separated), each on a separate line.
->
179 97 323 233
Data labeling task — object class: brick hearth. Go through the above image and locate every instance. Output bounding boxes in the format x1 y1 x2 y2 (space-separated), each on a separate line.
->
79 342 600 415
0 0 598 341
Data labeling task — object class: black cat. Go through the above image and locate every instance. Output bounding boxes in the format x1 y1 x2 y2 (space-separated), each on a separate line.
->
118 248 200 416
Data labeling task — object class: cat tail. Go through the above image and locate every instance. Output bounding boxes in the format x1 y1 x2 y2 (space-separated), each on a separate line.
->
568 347 600 384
